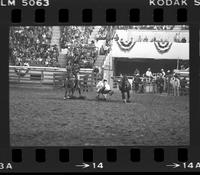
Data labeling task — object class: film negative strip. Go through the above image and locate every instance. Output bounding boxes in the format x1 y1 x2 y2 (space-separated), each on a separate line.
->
0 0 200 173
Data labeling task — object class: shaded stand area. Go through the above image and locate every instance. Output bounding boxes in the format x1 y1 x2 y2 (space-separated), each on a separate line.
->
114 58 189 76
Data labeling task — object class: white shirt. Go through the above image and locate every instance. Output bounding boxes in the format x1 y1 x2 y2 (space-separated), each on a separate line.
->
146 70 153 77
104 82 111 90
96 81 104 92
96 81 111 92
161 71 166 77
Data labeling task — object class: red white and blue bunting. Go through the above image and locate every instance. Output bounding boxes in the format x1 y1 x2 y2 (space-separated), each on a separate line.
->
115 38 173 54
154 41 172 54
116 38 136 52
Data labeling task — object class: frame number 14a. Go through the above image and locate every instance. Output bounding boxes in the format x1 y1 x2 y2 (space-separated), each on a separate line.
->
183 162 200 169
166 162 200 169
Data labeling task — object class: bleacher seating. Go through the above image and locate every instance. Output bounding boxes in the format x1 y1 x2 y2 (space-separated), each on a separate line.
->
9 26 59 67
9 25 189 70
60 26 98 68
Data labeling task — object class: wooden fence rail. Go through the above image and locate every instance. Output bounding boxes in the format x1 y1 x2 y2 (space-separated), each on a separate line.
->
9 66 95 89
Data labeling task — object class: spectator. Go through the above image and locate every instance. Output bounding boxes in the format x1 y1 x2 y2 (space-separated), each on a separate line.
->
134 68 140 76
161 69 166 78
180 65 185 70
133 73 141 93
166 70 172 95
146 68 153 78
180 77 187 96
156 75 164 93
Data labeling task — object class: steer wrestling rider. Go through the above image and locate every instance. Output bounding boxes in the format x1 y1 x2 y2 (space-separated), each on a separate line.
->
96 79 114 100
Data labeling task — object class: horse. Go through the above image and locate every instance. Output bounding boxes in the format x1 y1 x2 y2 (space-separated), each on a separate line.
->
132 75 141 93
73 74 82 96
63 72 75 99
118 75 131 103
156 76 164 93
82 74 89 92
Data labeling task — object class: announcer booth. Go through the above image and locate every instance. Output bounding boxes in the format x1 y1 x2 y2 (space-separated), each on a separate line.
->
102 29 189 90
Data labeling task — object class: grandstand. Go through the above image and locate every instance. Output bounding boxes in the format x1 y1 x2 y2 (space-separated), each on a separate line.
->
9 25 189 78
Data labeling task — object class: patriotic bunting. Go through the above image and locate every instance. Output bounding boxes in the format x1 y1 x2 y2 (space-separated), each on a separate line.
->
116 38 173 54
116 38 136 52
154 41 173 54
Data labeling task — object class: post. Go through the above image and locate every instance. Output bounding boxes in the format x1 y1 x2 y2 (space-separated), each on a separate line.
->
53 73 55 87
91 72 94 91
18 69 20 83
108 55 110 85
177 57 180 70
41 70 44 85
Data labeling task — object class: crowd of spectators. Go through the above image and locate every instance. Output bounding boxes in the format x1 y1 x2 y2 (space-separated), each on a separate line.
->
9 26 60 67
63 43 98 69
95 26 114 41
95 25 189 40
9 26 98 69
114 25 174 30
131 67 189 96
96 26 109 40
60 26 94 49
115 33 188 43
113 25 188 30
60 26 99 68
95 26 114 55
96 25 189 44
173 33 187 43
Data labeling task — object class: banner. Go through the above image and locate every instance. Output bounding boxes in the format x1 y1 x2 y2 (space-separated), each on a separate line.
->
116 38 136 52
111 42 189 60
154 42 173 54
112 30 189 60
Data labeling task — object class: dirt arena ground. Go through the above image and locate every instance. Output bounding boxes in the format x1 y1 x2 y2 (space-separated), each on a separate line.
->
9 84 190 146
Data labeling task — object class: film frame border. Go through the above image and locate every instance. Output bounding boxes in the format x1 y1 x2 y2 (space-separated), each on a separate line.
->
0 0 200 172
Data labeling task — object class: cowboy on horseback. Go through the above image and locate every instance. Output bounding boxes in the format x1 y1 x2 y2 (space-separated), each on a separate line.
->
63 62 80 99
73 72 81 96
63 63 73 99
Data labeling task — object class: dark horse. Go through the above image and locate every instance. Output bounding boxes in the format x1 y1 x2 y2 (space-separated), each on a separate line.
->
63 72 81 99
73 74 81 96
118 75 131 103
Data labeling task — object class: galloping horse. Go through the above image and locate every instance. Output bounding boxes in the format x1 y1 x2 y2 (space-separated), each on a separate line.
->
118 75 131 103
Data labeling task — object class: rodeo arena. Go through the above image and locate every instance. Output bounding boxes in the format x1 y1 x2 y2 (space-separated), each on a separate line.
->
9 25 190 146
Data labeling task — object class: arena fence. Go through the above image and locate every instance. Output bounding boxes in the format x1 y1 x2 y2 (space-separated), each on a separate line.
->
9 66 95 90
